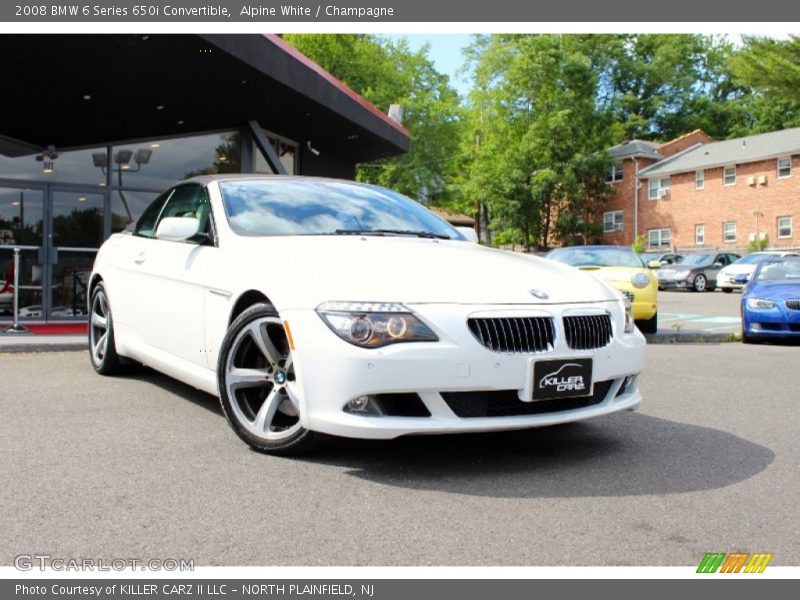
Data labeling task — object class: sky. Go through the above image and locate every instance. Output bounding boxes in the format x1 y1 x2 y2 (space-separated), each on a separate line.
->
382 33 794 100
382 34 475 97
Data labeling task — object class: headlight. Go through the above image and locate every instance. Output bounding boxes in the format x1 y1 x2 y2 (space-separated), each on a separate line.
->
631 272 651 289
317 301 438 348
746 298 776 310
623 297 635 334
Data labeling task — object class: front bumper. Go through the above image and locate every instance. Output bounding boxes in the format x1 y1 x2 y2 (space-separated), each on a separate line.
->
743 305 800 338
283 301 646 439
658 277 692 289
717 274 744 290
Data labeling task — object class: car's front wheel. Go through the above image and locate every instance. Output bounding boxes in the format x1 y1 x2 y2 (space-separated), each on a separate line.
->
217 303 323 455
636 312 658 334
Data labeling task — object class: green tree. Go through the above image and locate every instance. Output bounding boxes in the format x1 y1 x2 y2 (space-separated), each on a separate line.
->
283 34 463 203
459 35 614 250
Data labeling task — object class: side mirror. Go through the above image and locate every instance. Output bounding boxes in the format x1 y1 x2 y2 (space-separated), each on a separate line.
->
648 260 662 269
456 226 478 243
713 262 723 268
156 217 200 242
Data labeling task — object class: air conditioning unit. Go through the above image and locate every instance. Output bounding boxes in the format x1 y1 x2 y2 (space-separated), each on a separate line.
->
657 188 669 199
748 233 756 242
747 176 756 186
758 175 768 185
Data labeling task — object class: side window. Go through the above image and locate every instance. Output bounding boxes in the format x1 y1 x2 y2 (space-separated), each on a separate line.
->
155 185 213 240
134 190 173 238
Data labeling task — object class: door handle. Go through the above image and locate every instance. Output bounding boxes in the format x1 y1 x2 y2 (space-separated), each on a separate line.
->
134 253 146 265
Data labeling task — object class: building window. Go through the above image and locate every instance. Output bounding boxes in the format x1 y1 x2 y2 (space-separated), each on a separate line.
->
723 221 737 242
723 165 736 186
778 157 792 179
695 170 704 190
603 210 623 232
648 177 670 200
778 216 793 239
695 224 705 245
648 228 671 248
606 163 624 183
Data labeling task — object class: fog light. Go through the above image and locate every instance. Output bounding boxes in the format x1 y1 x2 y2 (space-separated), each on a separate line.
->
344 395 383 415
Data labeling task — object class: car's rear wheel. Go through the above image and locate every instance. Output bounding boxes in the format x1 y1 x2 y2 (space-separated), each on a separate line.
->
636 312 658 334
218 303 323 455
88 282 124 375
692 274 707 292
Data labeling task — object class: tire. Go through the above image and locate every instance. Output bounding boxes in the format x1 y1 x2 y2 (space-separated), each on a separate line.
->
217 303 324 455
692 274 707 292
636 312 658 335
88 282 125 375
722 288 733 294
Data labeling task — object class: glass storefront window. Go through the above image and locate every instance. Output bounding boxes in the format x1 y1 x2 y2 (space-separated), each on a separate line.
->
110 131 241 190
110 190 160 233
0 187 44 246
0 147 107 187
254 135 297 175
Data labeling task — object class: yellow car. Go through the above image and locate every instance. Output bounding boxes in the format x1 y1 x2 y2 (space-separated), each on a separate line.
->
547 245 659 333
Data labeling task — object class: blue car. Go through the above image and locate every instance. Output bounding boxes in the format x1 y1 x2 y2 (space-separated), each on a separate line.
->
740 257 800 343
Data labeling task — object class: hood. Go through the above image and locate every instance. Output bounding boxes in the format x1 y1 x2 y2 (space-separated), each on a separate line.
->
721 264 756 276
571 265 648 285
747 281 800 301
225 236 618 309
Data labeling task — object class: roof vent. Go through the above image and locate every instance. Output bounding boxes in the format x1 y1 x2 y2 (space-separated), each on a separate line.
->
388 104 404 125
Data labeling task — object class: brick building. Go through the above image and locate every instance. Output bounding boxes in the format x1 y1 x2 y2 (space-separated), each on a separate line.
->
599 127 800 252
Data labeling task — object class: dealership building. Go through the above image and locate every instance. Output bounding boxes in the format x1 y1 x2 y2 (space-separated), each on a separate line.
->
0 34 409 324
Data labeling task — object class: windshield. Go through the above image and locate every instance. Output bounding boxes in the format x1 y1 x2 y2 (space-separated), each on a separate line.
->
548 247 644 268
754 260 800 283
219 179 463 239
677 254 712 267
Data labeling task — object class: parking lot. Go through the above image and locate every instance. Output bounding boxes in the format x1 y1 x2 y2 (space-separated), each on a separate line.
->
657 289 742 334
2 339 798 566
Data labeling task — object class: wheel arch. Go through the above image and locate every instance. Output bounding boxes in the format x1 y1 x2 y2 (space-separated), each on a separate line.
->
229 289 274 325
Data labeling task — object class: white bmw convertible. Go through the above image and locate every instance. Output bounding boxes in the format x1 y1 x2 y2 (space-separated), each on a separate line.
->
89 175 645 454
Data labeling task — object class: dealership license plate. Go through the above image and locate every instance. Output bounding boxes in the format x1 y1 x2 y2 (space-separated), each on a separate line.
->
532 358 593 400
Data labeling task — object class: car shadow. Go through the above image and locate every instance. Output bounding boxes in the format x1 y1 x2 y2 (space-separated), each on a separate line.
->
123 369 774 500
302 413 774 499
119 367 224 416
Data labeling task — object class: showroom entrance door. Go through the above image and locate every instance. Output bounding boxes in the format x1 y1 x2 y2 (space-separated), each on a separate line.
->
0 183 106 323
45 188 105 321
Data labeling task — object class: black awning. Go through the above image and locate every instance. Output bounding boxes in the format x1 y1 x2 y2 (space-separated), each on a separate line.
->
0 34 410 163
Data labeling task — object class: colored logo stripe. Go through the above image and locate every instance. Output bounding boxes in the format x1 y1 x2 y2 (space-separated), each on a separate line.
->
697 552 773 573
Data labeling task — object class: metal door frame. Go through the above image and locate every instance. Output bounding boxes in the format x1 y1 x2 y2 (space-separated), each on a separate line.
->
0 178 110 322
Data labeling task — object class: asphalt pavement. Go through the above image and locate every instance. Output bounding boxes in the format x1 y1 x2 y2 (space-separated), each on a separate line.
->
1 344 798 566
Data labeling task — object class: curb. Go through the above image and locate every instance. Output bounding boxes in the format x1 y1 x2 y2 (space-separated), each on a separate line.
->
0 343 87 354
645 332 741 344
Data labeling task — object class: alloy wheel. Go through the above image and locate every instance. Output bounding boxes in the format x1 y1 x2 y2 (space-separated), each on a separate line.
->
223 316 301 441
89 289 110 367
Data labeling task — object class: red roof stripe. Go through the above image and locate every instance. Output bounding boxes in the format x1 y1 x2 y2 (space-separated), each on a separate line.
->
263 34 411 138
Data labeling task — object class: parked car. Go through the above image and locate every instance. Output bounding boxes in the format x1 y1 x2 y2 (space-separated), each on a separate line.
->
88 175 646 455
655 251 741 292
546 245 658 333
741 257 800 343
639 252 683 269
18 305 81 318
717 251 800 293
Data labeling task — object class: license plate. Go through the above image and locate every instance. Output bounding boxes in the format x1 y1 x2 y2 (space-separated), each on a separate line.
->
532 358 593 400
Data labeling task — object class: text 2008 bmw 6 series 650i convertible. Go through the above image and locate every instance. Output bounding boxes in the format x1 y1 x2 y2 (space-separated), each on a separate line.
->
88 175 645 454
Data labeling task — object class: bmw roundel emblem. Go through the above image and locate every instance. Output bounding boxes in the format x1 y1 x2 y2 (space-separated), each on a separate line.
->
529 289 549 299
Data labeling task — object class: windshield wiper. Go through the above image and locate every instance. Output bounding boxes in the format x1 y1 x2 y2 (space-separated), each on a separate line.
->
333 229 450 239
